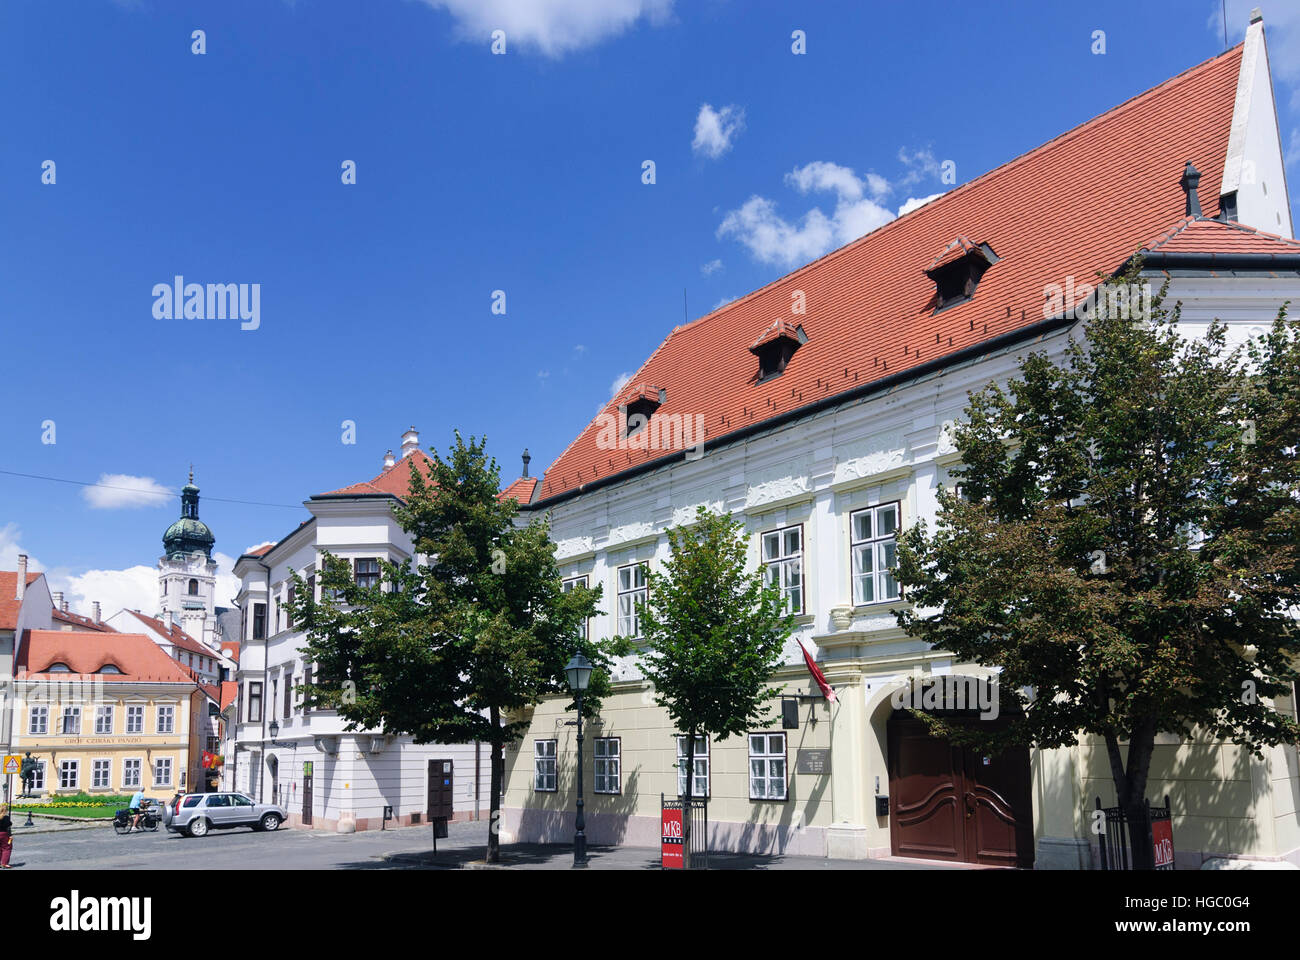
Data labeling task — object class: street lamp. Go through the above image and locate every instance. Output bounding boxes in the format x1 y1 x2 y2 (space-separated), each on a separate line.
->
564 653 593 868
267 720 294 748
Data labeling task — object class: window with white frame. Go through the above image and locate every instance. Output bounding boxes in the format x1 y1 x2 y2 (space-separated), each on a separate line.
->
92 758 111 789
748 732 787 800
154 757 173 787
594 737 620 794
122 758 142 789
28 705 47 735
126 704 144 734
562 575 589 641
61 706 81 735
675 735 709 798
534 740 557 792
762 525 804 614
59 759 78 789
617 563 648 639
156 704 175 734
94 705 113 735
28 760 45 791
850 503 900 605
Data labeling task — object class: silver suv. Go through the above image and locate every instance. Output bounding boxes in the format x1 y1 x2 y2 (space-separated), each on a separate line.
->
163 792 287 838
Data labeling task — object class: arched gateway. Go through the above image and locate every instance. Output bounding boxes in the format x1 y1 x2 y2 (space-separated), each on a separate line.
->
883 677 1034 868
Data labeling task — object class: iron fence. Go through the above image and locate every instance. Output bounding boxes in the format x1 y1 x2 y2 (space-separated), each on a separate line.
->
1096 795 1174 870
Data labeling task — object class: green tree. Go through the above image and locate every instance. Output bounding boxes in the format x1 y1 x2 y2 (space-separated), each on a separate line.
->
895 269 1300 868
637 506 795 855
289 434 622 863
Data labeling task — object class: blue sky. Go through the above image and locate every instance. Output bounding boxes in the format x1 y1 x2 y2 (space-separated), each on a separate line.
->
2 0 1297 615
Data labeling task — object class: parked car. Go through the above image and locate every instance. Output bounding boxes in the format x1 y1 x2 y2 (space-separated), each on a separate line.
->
163 792 287 838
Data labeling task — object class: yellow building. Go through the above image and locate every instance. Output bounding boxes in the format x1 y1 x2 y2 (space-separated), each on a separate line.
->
12 629 206 799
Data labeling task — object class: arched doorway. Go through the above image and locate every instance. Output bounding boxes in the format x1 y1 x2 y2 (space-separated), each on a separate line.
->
886 688 1033 868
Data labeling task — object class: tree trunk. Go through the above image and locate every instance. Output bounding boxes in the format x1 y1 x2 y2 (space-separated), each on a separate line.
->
682 727 696 867
488 704 502 864
1103 722 1157 870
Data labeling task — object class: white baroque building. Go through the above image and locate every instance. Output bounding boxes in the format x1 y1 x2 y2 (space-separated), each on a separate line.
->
226 429 493 831
499 17 1300 868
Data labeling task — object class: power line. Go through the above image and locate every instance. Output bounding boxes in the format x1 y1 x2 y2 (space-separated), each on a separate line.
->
0 468 305 510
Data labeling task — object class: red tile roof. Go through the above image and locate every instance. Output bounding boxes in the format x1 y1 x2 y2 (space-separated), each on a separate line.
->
220 680 239 710
120 609 212 657
927 236 987 272
749 319 802 352
500 476 539 503
317 449 435 498
0 571 43 631
51 608 117 632
221 640 241 663
244 543 275 558
17 630 196 684
536 44 1246 502
1142 216 1300 254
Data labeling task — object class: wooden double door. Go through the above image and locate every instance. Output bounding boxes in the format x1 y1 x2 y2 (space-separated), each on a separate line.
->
887 712 1033 868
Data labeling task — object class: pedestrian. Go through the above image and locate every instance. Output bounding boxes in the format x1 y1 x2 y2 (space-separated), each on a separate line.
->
0 806 14 869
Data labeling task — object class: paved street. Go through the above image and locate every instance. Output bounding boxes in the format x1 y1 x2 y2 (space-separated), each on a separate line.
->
4 818 969 870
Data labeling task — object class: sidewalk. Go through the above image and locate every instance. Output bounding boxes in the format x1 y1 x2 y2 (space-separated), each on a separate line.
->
382 835 972 870
8 816 106 835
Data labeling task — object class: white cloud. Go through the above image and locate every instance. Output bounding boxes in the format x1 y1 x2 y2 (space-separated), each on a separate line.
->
717 160 897 268
712 294 738 309
609 371 632 398
244 541 275 555
82 473 173 510
700 258 723 276
693 103 745 159
717 151 950 268
897 193 944 217
1 522 238 626
896 146 942 187
421 0 674 58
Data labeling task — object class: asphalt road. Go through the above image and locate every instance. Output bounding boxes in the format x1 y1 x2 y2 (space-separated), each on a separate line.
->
5 818 489 870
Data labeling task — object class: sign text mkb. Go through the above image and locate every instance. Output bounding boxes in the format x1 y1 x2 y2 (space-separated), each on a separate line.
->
661 807 684 869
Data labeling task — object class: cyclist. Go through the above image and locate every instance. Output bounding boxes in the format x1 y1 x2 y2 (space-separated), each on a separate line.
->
129 788 146 831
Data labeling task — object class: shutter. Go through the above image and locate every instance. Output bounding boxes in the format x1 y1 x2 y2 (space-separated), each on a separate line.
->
303 666 312 716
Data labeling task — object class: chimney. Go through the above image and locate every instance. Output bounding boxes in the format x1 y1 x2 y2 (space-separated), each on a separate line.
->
16 554 27 600
400 426 419 459
522 449 531 478
1180 161 1202 217
92 601 101 624
1251 7 1262 24
52 590 63 609
61 597 69 612
383 449 396 470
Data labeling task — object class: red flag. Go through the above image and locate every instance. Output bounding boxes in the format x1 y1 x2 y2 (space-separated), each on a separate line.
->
796 639 837 703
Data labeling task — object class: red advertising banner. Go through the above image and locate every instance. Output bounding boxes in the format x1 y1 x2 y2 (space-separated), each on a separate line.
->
661 807 684 869
1152 818 1175 869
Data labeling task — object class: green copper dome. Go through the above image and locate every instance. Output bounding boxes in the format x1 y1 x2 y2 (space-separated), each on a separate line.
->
163 469 215 559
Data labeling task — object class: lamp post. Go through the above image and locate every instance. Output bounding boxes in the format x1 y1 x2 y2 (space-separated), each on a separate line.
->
564 653 593 868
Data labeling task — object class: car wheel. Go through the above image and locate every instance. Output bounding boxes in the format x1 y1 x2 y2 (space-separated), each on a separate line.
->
188 818 209 838
260 813 281 832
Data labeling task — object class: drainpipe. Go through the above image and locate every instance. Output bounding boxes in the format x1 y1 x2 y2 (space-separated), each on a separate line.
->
259 561 271 805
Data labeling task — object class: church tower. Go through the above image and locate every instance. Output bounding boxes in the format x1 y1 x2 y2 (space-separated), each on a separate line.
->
158 468 220 649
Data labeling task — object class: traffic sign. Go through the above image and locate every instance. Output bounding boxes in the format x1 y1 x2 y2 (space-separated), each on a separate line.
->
2 755 20 776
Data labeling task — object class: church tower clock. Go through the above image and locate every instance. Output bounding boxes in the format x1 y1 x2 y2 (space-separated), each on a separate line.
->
158 468 220 648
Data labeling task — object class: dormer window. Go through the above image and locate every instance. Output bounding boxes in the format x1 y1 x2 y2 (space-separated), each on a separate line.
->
749 320 806 381
619 385 665 437
925 237 998 312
